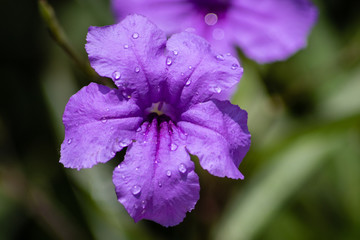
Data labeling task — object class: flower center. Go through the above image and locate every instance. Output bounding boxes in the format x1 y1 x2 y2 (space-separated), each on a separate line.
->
145 102 178 122
190 0 231 15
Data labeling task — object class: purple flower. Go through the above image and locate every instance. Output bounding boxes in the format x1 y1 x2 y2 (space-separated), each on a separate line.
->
60 15 250 226
112 0 318 63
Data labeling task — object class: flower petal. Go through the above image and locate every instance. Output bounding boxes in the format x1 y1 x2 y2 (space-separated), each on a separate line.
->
112 0 195 34
165 32 243 111
178 99 251 179
113 118 200 226
111 0 317 63
60 83 143 169
227 0 318 63
85 14 167 108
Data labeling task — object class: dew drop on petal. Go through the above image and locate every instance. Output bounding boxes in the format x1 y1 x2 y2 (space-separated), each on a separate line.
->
101 117 107 123
67 138 72 144
178 163 187 174
135 66 140 73
136 126 142 132
158 182 162 187
131 185 141 196
135 167 139 171
119 141 128 147
170 143 178 151
216 54 224 61
185 78 191 86
141 200 146 209
188 65 193 70
214 86 222 93
123 44 129 49
112 71 121 80
166 56 173 66
166 170 172 177
132 32 139 39
173 50 178 56
231 63 239 70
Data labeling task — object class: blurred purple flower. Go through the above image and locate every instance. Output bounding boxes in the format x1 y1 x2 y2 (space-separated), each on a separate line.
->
60 15 250 226
112 0 318 63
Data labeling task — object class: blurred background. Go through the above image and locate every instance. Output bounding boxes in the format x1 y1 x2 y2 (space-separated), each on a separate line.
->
1 0 360 239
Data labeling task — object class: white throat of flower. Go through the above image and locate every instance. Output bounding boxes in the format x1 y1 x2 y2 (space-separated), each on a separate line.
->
145 102 178 121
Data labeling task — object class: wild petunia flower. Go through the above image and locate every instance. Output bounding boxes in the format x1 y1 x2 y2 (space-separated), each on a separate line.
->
112 0 318 63
60 15 250 226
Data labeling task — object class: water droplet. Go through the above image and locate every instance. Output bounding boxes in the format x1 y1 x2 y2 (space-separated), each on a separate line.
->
185 78 191 86
158 182 162 187
131 185 141 196
141 200 146 209
166 56 172 66
135 167 139 171
166 170 172 177
231 63 239 70
204 13 218 26
178 163 187 174
121 174 125 179
181 72 185 76
136 126 142 132
67 138 72 144
123 44 129 49
188 65 193 70
170 143 178 151
110 126 114 130
135 66 140 73
112 71 121 80
106 108 109 111
214 86 222 93
110 151 116 157
132 32 139 39
226 53 231 56
216 54 224 61
101 117 107 123
119 141 128 147
173 50 178 56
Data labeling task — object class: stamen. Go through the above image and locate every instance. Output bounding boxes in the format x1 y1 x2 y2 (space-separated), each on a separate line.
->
158 101 164 111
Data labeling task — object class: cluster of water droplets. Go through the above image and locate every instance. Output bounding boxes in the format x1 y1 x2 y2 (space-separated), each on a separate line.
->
178 163 187 174
170 143 178 151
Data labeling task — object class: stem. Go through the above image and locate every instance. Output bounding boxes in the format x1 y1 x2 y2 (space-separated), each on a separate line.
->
38 0 115 88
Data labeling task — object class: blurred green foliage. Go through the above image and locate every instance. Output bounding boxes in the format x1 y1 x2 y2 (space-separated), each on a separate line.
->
1 0 359 239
